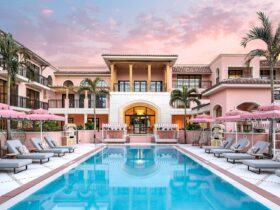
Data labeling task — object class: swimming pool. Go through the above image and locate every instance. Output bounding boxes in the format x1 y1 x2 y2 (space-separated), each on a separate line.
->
9 146 268 210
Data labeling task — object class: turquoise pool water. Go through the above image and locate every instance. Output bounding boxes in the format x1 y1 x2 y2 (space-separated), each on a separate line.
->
10 146 268 210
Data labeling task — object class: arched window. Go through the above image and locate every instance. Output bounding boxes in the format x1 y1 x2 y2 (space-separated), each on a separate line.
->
80 80 90 87
63 80 74 87
213 105 222 118
47 76 53 86
96 80 107 87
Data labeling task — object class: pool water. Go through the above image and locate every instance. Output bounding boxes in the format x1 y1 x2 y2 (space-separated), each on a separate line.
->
10 146 268 210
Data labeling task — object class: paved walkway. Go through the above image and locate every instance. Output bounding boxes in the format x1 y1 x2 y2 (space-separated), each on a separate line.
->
177 144 280 206
0 144 99 197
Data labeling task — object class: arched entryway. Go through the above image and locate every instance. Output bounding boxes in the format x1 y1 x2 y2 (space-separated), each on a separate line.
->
123 103 158 134
213 104 222 118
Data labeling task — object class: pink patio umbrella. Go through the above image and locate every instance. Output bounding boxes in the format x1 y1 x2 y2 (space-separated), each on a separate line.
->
241 103 280 156
216 110 249 143
191 114 214 140
28 109 65 141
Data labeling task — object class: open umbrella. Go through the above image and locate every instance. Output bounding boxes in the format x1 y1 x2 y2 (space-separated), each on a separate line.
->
27 108 65 141
0 103 29 157
216 110 249 144
241 103 280 156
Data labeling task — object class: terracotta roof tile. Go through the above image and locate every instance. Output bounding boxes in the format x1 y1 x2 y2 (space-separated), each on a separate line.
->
260 60 280 68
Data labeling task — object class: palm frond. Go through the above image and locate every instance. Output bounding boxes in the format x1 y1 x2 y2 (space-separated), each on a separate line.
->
186 88 198 95
244 49 267 66
241 12 272 47
169 97 183 107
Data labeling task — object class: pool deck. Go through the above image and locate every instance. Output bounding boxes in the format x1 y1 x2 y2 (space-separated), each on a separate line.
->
177 144 280 208
0 144 103 207
1 143 280 208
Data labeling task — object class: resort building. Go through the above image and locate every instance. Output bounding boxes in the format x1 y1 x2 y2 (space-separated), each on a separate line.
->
0 34 279 134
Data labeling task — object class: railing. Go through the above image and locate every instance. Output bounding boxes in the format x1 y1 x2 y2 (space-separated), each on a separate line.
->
18 67 49 87
89 99 107 108
48 99 63 108
113 82 166 92
172 81 212 89
0 93 48 109
69 99 84 108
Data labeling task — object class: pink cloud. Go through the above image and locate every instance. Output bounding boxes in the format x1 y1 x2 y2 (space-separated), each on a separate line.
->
41 8 54 16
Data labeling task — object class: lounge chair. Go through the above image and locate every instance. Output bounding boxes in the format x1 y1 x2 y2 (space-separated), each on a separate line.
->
243 153 280 174
223 141 270 164
203 137 234 153
0 158 32 174
210 138 249 158
6 139 54 164
45 136 75 153
30 138 68 157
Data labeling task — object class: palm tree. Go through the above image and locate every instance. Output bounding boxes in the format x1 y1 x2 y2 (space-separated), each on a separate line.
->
241 11 280 154
169 86 201 143
0 33 30 139
79 77 109 143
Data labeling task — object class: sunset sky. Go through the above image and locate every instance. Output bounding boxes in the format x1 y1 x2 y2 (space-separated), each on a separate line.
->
1 0 280 66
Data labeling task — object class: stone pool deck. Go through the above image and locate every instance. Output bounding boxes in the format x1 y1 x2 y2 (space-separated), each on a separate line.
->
177 144 280 208
0 144 102 206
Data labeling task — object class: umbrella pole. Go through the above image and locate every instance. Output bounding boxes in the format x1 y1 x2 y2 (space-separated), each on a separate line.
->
251 121 254 148
273 120 276 157
41 121 43 141
235 122 237 143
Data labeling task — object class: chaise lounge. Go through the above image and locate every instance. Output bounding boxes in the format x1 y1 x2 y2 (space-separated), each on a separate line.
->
210 138 249 158
6 139 54 164
0 158 32 174
243 154 280 174
31 138 68 157
45 136 75 153
223 141 270 164
203 137 234 153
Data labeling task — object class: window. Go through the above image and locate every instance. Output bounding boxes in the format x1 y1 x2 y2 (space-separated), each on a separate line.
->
177 75 201 88
47 76 53 86
68 118 74 123
63 80 74 87
96 94 107 108
228 70 243 79
118 80 130 92
260 70 276 79
151 81 163 92
96 80 107 87
27 88 40 109
80 80 89 87
134 81 147 92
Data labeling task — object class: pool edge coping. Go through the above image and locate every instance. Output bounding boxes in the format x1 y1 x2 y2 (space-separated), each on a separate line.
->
0 145 106 208
175 145 280 209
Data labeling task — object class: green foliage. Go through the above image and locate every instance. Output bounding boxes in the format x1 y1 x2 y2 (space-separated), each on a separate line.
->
85 121 94 130
186 123 201 130
77 125 83 130
22 121 62 132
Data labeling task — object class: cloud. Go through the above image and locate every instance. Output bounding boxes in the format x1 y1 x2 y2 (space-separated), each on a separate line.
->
41 8 54 16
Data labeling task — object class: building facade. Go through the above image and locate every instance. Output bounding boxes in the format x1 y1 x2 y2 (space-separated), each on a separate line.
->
1 32 279 133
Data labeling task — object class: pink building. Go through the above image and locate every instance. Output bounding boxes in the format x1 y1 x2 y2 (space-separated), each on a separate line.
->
0 30 279 134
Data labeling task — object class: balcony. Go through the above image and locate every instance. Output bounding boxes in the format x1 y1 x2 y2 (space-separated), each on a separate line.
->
18 67 49 87
49 97 108 109
113 82 166 92
0 93 48 109
172 81 212 89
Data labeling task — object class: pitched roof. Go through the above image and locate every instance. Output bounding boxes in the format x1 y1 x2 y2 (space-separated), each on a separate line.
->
260 60 280 68
172 65 212 74
202 78 280 96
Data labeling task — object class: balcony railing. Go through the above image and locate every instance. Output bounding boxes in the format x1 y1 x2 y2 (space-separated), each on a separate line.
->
48 99 63 108
113 82 166 92
172 81 212 89
18 67 49 87
0 93 48 109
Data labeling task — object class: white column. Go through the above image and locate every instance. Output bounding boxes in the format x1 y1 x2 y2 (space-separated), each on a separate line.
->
84 114 88 128
65 114 68 124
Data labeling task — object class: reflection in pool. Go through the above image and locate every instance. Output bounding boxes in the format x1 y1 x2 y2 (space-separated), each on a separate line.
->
10 146 268 210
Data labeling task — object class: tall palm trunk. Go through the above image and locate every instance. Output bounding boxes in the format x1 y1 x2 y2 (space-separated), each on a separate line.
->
184 104 187 144
93 93 96 144
6 76 11 139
